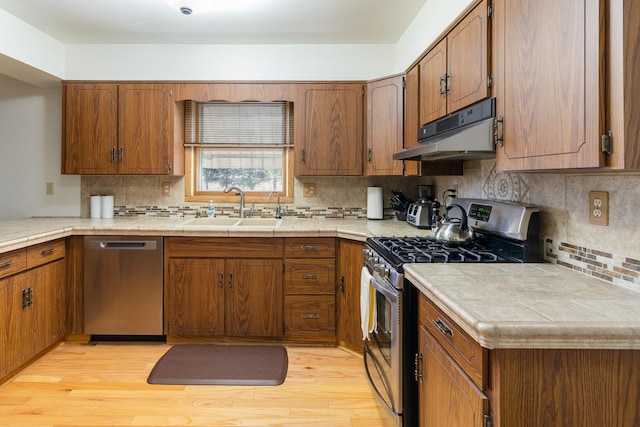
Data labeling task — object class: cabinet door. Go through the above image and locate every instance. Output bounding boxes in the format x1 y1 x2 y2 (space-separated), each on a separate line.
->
62 84 118 174
419 39 448 125
118 84 173 174
365 75 404 176
419 326 489 427
169 258 225 336
0 274 24 380
404 66 422 176
335 239 365 352
446 0 490 114
296 85 363 176
494 0 603 170
226 259 283 337
28 260 66 355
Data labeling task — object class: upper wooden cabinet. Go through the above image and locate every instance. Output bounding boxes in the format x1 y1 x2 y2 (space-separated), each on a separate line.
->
295 83 364 176
365 75 404 176
62 83 183 175
419 0 490 126
494 0 640 171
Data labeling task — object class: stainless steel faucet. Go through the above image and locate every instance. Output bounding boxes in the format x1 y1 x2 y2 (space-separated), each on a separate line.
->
223 186 247 218
268 191 282 219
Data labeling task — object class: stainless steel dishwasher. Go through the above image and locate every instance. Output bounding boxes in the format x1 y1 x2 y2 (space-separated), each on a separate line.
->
84 236 163 336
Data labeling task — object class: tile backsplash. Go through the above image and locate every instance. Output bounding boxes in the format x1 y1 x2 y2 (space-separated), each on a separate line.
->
82 161 640 292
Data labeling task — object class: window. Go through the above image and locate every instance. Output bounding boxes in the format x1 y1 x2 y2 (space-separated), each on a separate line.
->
184 101 294 202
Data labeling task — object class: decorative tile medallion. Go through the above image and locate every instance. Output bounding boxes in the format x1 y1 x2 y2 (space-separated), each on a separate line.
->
482 164 529 202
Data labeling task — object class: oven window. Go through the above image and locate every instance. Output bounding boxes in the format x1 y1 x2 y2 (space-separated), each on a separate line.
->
372 288 393 365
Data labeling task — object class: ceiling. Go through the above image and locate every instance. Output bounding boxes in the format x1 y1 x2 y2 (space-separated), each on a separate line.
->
0 0 429 45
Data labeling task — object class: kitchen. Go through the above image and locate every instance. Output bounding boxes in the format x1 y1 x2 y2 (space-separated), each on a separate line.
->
1 0 640 426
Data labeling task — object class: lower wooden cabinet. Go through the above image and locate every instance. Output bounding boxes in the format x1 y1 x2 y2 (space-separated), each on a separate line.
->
166 237 284 338
1 242 66 383
283 238 336 343
335 239 365 352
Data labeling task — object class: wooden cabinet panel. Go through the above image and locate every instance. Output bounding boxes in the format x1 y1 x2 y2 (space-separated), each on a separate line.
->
365 75 404 176
403 66 422 177
26 239 65 270
335 239 365 352
118 84 174 174
283 238 336 343
446 1 489 113
28 260 66 354
0 274 25 379
168 237 283 258
166 238 283 338
62 84 118 174
284 258 335 295
225 259 283 338
62 82 181 176
168 258 225 336
419 325 489 427
0 249 26 280
494 0 603 171
419 39 448 126
296 84 363 176
284 295 335 339
284 238 335 258
419 292 486 388
419 0 490 125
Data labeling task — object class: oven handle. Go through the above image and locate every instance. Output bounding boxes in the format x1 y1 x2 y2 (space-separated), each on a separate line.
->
369 274 399 304
363 345 396 415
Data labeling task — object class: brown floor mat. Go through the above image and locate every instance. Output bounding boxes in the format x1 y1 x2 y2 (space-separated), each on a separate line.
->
147 344 288 386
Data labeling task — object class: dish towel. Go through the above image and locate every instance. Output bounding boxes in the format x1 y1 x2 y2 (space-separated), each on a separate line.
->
360 267 377 341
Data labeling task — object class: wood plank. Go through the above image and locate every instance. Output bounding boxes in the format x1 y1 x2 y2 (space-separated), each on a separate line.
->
0 343 388 426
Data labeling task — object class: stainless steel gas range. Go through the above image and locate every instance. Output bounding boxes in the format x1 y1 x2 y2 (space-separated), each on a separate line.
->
362 198 541 427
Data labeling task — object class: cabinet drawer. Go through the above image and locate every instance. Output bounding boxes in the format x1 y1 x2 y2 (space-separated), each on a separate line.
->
168 237 284 258
0 249 27 279
26 239 66 269
284 295 336 338
419 292 486 388
284 238 335 258
285 258 335 294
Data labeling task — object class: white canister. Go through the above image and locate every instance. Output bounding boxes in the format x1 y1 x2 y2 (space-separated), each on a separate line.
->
101 195 114 219
367 187 384 220
90 195 102 219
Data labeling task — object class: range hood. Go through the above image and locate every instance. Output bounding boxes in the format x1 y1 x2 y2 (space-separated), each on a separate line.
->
394 98 496 162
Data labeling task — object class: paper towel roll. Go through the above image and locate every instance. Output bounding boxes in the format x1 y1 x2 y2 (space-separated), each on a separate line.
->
90 196 102 219
101 195 114 219
367 187 383 220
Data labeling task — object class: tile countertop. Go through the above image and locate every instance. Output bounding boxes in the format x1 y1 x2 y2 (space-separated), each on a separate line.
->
0 216 433 254
405 263 640 350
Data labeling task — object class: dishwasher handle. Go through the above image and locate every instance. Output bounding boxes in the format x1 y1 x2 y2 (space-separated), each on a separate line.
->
90 240 158 250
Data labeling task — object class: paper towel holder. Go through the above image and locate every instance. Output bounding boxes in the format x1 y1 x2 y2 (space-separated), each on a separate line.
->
367 186 384 220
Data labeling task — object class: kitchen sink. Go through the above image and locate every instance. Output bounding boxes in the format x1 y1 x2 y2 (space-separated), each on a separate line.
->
183 217 242 226
235 218 281 227
182 217 281 227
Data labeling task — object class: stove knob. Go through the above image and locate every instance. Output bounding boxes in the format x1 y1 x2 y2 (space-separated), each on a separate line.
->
381 267 390 279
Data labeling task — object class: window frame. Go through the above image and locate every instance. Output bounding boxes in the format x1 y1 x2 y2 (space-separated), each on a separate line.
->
183 101 294 204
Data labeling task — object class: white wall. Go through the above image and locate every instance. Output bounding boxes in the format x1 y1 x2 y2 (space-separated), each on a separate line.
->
0 76 80 220
394 0 474 70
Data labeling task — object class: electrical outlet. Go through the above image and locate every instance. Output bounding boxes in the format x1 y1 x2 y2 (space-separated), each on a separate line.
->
589 191 609 226
162 182 172 197
303 183 316 198
45 182 54 195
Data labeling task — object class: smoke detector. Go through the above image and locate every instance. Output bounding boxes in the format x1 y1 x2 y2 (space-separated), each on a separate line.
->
166 0 211 15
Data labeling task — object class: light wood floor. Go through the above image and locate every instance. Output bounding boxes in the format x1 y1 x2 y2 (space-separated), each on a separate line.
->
0 342 393 426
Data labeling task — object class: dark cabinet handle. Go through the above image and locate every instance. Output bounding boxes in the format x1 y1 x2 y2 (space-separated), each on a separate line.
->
301 314 320 319
301 245 319 251
300 147 306 164
228 273 233 290
414 352 423 382
339 276 345 293
110 147 116 163
218 273 224 290
118 147 124 162
0 260 12 269
301 274 319 279
433 318 453 337
40 248 55 257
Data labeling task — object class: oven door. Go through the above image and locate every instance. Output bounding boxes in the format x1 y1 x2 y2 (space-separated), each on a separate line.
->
364 272 403 426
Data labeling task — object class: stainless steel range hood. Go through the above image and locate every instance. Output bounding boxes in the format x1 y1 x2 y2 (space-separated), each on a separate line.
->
394 98 496 162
